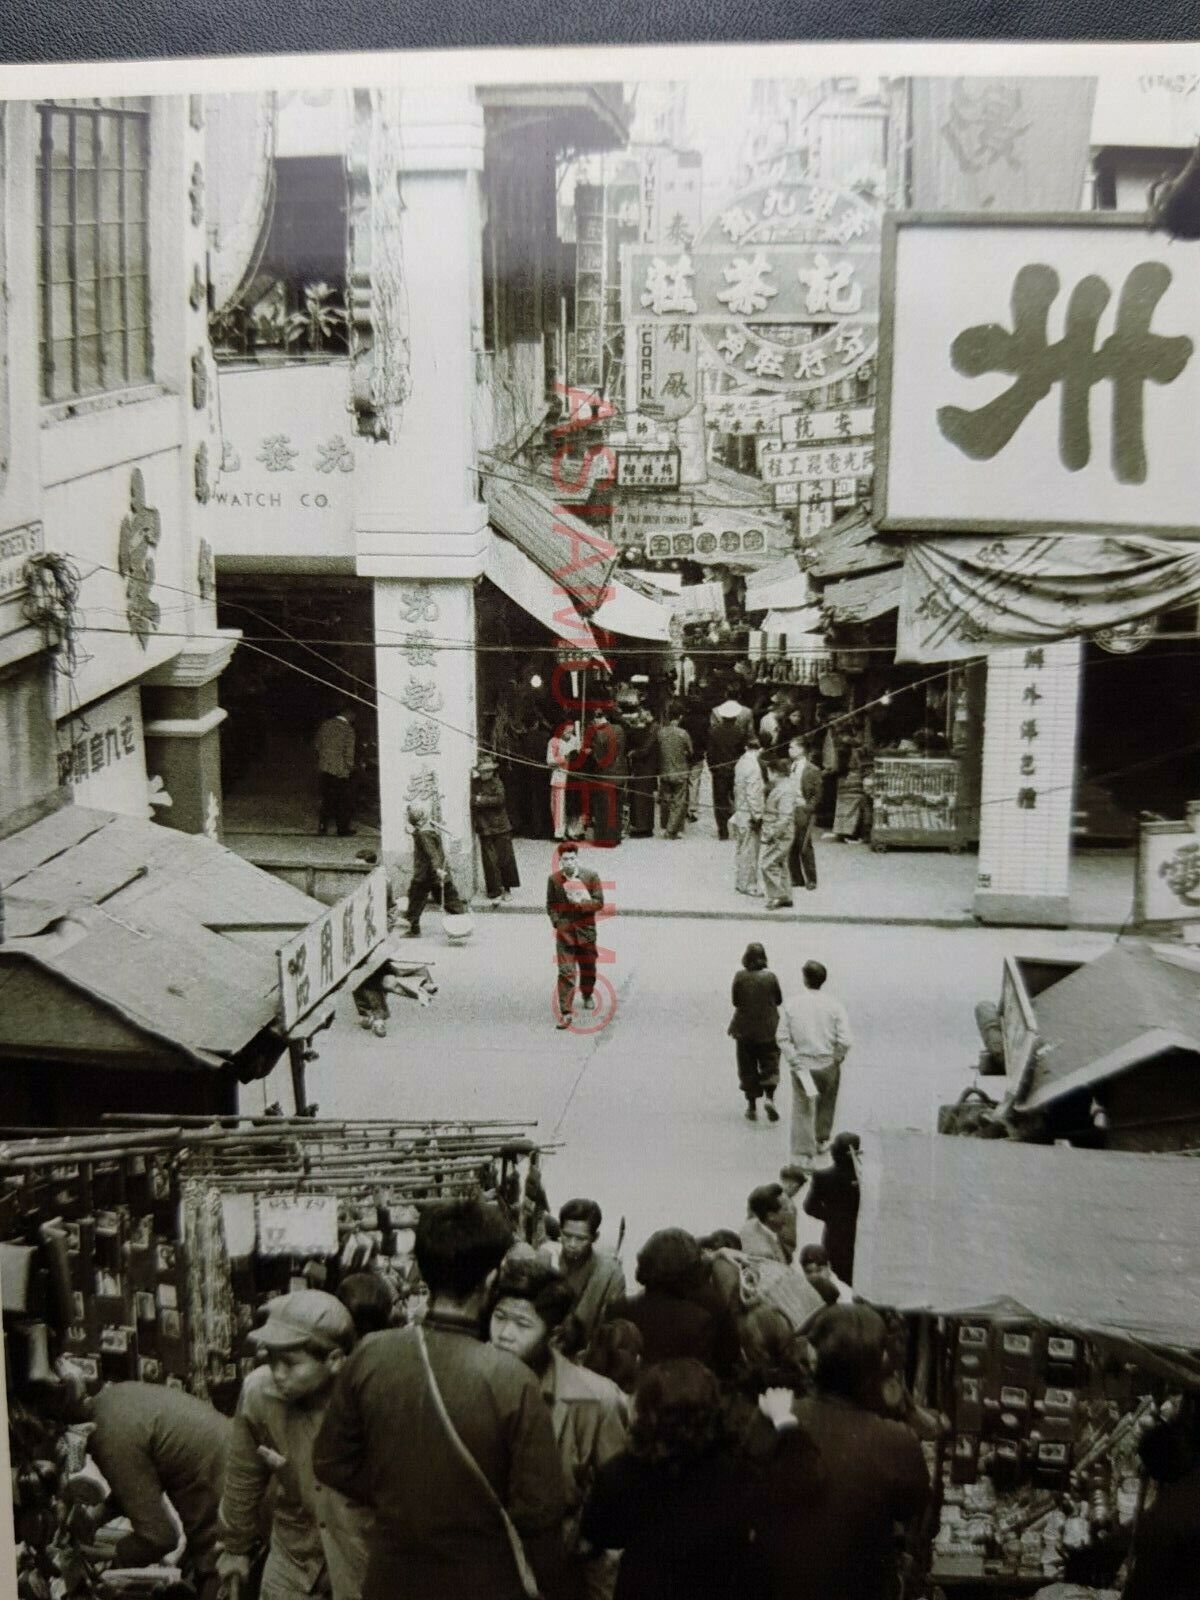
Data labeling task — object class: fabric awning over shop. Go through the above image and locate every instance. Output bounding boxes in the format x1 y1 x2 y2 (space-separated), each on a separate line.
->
484 474 672 642
762 604 824 639
896 533 1200 664
484 533 600 653
0 806 328 1069
822 567 901 624
745 555 804 611
855 1131 1200 1353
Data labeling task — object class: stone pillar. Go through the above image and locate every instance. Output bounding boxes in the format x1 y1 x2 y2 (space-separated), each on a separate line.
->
973 639 1082 927
350 88 489 888
142 634 240 837
373 577 477 888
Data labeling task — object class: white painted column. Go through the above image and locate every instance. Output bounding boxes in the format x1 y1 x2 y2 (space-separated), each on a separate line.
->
352 89 489 885
974 638 1082 927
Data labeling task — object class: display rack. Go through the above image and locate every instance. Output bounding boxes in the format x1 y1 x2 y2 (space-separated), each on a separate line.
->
870 755 967 853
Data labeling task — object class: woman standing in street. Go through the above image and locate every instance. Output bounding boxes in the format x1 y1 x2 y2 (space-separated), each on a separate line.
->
471 754 520 906
548 720 581 841
728 943 782 1122
760 756 797 910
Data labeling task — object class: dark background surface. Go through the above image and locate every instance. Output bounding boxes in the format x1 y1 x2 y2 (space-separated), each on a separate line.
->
0 0 1195 66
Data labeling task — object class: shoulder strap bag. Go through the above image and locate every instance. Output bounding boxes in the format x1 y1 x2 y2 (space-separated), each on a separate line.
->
413 1324 541 1599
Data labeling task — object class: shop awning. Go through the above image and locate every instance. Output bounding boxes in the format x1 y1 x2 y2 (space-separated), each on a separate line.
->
1017 943 1200 1115
896 532 1200 664
0 807 329 1070
822 566 901 623
856 1131 1200 1353
484 532 600 653
762 604 824 638
745 554 804 611
484 473 672 641
807 508 902 582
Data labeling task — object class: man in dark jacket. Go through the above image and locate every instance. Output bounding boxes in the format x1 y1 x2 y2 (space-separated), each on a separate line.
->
313 1199 566 1600
403 804 467 936
471 756 520 904
708 691 753 841
607 1229 739 1380
625 707 659 838
803 1132 861 1284
546 844 606 1030
583 710 622 847
87 1382 230 1593
758 1304 929 1600
655 708 693 840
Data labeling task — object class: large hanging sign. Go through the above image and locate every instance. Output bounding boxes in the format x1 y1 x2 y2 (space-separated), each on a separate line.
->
621 181 881 394
779 405 874 446
759 441 874 484
876 214 1200 537
277 866 388 1029
1136 804 1200 925
632 323 699 419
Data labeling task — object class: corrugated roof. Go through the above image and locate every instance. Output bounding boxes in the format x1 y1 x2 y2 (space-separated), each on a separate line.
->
856 1131 1200 1352
822 566 901 622
0 808 325 1069
1024 943 1200 1106
807 509 902 582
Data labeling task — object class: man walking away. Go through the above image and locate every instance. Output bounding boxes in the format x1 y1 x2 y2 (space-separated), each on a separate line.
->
789 742 822 892
403 804 467 937
730 733 765 896
315 708 357 837
656 706 693 839
707 689 753 841
313 1199 566 1600
778 960 851 1171
546 845 605 1029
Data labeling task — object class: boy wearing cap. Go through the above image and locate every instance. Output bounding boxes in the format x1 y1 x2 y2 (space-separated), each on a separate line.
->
218 1290 371 1600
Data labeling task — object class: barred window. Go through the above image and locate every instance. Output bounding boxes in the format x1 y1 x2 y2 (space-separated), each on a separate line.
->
36 98 152 403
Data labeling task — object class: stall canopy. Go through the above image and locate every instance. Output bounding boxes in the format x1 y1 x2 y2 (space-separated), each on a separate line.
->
856 1131 1200 1353
0 806 328 1070
896 533 1200 663
1017 942 1200 1115
483 532 602 655
483 475 672 641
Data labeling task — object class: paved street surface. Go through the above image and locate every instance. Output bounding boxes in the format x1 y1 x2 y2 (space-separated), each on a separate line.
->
256 914 1114 1264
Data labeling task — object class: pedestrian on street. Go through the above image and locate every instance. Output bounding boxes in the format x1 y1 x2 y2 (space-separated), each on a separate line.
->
777 960 852 1171
760 756 797 910
471 755 520 906
584 708 623 847
403 804 468 937
312 1199 567 1600
707 688 753 841
655 705 693 839
314 706 357 837
625 703 659 838
739 1184 791 1264
607 1230 740 1381
728 942 782 1123
546 844 605 1030
553 1198 627 1355
87 1382 230 1600
758 690 791 758
803 1133 861 1285
789 741 822 892
547 720 582 841
680 688 708 822
220 1291 371 1600
730 732 765 896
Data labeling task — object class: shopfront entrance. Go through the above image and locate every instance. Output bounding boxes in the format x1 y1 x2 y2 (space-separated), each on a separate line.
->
216 576 379 839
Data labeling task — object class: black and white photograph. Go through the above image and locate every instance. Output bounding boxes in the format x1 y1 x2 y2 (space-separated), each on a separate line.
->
0 38 1199 1600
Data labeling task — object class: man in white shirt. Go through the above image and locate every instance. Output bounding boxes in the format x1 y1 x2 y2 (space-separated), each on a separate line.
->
777 959 851 1170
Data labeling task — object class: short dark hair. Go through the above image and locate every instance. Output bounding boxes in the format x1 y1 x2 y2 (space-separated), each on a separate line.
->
492 1253 576 1332
803 960 827 990
583 1318 644 1394
698 1229 742 1253
798 1244 830 1269
337 1273 395 1337
414 1199 512 1300
559 1197 602 1236
748 1183 785 1224
830 1131 861 1167
631 1358 723 1464
808 1304 888 1403
779 1164 808 1187
742 942 768 972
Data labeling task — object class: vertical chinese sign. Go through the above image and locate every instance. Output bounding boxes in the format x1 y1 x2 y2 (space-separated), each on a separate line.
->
393 583 447 830
975 641 1082 924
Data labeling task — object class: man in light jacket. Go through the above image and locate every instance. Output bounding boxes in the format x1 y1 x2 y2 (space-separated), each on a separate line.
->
730 733 766 896
777 959 852 1171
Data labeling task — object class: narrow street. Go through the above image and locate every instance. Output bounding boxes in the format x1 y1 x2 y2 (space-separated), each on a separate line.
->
258 914 1113 1258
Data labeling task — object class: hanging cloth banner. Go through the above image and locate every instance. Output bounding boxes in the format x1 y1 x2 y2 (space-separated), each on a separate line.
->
896 533 1200 663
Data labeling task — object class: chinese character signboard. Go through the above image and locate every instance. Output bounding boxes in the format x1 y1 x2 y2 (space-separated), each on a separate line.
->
615 448 681 490
611 499 693 547
760 441 874 484
56 685 147 819
278 866 388 1030
1136 804 1200 926
0 521 43 600
621 180 881 393
779 406 873 446
877 215 1200 536
704 394 795 433
632 322 698 420
258 1195 339 1258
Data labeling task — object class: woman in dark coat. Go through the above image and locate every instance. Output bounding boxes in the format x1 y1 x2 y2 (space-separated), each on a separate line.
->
626 706 660 838
471 754 520 904
606 1230 740 1381
581 1359 767 1600
729 942 782 1123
